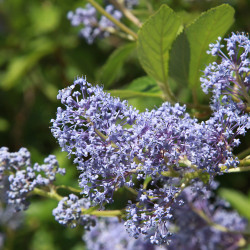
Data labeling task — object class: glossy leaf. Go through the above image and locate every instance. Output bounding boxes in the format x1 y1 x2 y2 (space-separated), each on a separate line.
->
108 89 162 99
126 76 161 93
109 76 163 111
219 188 250 220
1 38 55 89
169 32 190 87
137 5 181 86
186 4 234 87
100 43 136 87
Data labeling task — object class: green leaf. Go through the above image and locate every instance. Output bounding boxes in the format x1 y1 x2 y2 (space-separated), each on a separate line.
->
30 228 57 250
109 76 163 111
126 76 161 93
29 4 61 34
26 200 57 222
1 38 55 89
137 5 181 86
169 32 190 86
109 76 162 99
186 4 234 87
100 43 136 88
108 89 162 99
219 188 250 220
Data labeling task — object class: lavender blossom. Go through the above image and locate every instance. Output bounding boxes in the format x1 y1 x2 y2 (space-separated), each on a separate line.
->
84 217 158 250
67 4 122 44
51 34 249 243
83 184 246 250
33 154 65 186
199 33 250 173
52 193 96 230
0 147 65 211
51 78 196 243
51 77 139 205
0 178 23 249
184 106 248 174
124 193 174 245
133 103 197 176
51 71 250 244
0 203 23 247
168 182 247 250
201 33 250 112
0 147 31 182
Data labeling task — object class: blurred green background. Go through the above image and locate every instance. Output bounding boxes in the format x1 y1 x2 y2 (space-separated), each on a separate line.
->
0 0 250 249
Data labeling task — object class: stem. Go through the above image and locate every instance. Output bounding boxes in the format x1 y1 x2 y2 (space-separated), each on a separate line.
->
32 187 63 201
222 157 250 173
239 157 250 166
174 181 188 199
179 155 250 175
86 0 138 40
157 81 177 103
112 29 136 41
56 185 82 193
103 27 134 41
237 148 250 159
32 187 125 217
191 205 250 242
109 0 142 27
124 186 138 196
227 166 250 173
143 176 152 189
161 170 179 177
83 208 124 217
191 206 242 234
192 89 198 106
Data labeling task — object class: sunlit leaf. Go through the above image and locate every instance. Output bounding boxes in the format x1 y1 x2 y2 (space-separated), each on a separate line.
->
137 5 181 86
186 4 234 87
101 43 136 87
219 188 250 220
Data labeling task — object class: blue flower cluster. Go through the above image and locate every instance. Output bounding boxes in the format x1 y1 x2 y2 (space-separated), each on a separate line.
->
51 33 249 245
51 78 139 206
84 217 156 250
0 147 65 211
200 33 250 171
0 178 23 248
67 4 122 44
168 181 246 250
84 183 246 250
201 33 250 112
52 193 96 230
